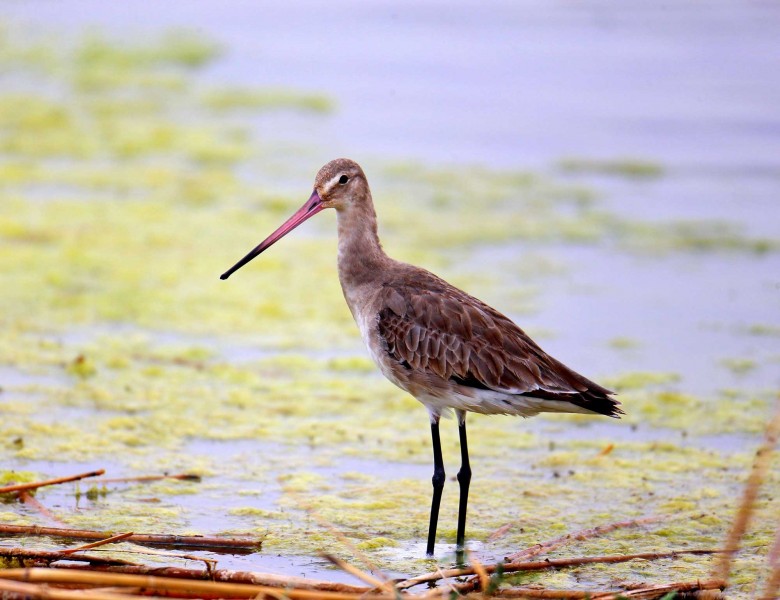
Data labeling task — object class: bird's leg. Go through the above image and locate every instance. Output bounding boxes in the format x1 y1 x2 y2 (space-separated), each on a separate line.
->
455 409 471 563
426 414 445 557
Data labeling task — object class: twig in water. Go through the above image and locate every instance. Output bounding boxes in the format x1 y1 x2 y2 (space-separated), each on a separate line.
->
18 490 66 526
321 553 389 592
0 547 138 566
760 518 780 600
487 522 516 542
0 524 260 552
601 578 727 599
492 588 600 598
0 469 105 495
433 562 466 597
761 566 780 600
710 398 780 585
490 578 726 599
52 563 371 594
506 515 665 561
301 502 395 594
469 553 491 594
97 546 218 573
60 532 134 555
0 567 388 600
396 549 723 589
769 520 780 569
596 443 615 457
0 578 147 600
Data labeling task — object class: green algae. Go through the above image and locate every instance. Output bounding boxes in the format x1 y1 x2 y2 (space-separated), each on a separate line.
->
0 21 777 597
622 220 778 254
357 537 398 550
720 357 758 375
604 371 681 391
76 31 221 71
202 88 334 113
0 471 38 503
557 158 664 179
744 323 780 337
607 336 641 350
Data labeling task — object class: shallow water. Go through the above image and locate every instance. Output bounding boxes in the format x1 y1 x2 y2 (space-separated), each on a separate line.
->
6 2 780 168
1 1 779 595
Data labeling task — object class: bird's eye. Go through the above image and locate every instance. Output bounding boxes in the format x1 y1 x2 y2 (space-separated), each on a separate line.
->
338 175 349 185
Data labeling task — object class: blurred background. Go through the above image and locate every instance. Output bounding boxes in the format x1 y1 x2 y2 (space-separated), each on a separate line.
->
1 1 778 593
6 2 779 167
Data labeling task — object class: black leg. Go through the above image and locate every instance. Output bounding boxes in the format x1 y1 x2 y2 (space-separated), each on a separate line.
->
426 416 445 557
455 410 471 555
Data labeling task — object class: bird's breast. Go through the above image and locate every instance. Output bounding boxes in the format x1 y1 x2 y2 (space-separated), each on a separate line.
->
341 285 410 393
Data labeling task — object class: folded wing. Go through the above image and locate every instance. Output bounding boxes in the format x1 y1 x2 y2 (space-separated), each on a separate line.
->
375 273 622 418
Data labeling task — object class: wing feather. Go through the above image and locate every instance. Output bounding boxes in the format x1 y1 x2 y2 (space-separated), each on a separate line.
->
375 273 621 417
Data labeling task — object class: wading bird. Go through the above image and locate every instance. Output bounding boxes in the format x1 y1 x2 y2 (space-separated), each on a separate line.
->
221 158 622 557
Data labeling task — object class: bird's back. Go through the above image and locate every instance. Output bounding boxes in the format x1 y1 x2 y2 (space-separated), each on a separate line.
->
356 260 622 420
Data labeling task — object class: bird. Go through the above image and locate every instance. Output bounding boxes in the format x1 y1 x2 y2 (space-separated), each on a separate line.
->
220 158 622 557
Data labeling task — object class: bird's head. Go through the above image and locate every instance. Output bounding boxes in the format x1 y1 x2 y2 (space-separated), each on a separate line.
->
313 158 367 212
220 158 365 280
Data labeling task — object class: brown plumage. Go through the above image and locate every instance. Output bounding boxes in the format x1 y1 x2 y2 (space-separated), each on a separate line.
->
375 273 619 418
221 158 622 557
318 159 620 421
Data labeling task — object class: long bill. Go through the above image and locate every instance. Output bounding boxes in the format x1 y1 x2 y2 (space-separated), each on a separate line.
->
220 190 324 280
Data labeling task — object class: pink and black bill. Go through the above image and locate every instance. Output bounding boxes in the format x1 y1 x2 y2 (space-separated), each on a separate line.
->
220 190 324 280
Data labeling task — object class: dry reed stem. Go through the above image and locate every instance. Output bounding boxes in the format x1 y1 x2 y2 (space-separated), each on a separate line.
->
96 546 219 572
256 587 293 600
492 588 618 599
396 549 722 590
321 553 389 591
486 522 515 542
599 578 727 599
0 547 138 566
710 398 780 584
595 443 615 457
505 515 665 561
303 505 380 570
60 532 134 555
301 502 395 593
0 577 166 600
419 563 468 597
468 554 490 595
0 524 259 551
87 586 142 595
0 470 105 495
414 587 457 599
18 490 66 526
0 568 398 600
769 520 780 569
51 563 370 594
760 521 780 600
490 578 726 599
490 589 599 598
761 566 780 600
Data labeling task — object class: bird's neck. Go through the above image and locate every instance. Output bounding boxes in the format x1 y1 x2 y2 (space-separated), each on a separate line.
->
336 195 388 290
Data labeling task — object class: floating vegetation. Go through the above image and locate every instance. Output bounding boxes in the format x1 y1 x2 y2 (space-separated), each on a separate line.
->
744 323 780 337
557 157 664 179
607 336 641 350
720 357 758 375
76 31 222 71
202 88 334 113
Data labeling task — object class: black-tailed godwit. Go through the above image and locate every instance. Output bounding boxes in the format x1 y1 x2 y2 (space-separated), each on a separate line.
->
221 158 622 557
